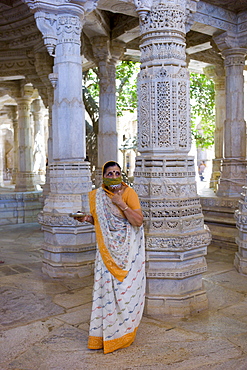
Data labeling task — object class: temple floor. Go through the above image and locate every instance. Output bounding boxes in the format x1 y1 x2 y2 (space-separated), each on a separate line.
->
0 223 247 369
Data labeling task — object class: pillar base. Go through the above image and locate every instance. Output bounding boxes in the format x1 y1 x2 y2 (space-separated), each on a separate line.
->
216 160 247 197
39 212 96 278
200 194 239 250
234 252 247 276
41 242 96 278
144 289 208 318
15 171 36 192
42 258 95 278
0 190 43 225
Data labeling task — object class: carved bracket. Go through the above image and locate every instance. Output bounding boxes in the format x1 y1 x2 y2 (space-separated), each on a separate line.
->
49 72 58 88
134 0 153 20
24 0 100 56
34 11 57 57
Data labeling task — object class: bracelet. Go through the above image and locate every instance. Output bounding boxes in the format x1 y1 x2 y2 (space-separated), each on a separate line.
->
122 205 129 211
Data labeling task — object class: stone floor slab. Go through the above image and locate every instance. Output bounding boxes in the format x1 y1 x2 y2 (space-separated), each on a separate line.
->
0 223 247 369
0 285 64 327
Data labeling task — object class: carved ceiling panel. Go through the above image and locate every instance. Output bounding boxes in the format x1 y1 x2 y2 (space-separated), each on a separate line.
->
0 0 43 79
203 0 247 13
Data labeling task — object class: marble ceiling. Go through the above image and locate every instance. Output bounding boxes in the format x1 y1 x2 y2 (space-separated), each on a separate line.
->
203 0 247 13
0 0 246 100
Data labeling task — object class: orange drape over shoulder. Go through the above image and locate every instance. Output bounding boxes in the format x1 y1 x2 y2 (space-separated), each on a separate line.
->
89 189 128 282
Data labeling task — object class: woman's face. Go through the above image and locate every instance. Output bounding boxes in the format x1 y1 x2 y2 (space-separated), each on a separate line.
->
104 165 121 179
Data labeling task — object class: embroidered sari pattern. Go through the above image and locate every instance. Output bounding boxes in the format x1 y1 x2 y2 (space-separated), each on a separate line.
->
88 187 146 354
96 187 132 270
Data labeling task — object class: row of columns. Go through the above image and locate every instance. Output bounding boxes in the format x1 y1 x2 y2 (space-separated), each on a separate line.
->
0 87 47 191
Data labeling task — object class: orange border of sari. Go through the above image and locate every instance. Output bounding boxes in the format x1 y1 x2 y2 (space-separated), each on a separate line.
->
89 190 128 282
88 327 138 354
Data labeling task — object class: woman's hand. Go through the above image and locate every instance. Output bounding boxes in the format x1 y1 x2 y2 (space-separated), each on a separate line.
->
111 193 126 209
122 208 143 227
74 215 94 225
111 192 143 227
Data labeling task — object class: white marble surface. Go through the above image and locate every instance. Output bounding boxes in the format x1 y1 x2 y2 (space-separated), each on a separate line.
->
0 223 247 369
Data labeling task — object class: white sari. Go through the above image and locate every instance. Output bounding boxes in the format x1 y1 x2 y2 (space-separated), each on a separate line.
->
88 187 146 354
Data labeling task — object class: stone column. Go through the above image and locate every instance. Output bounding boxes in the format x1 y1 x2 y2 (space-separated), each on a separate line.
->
213 33 247 197
15 83 36 192
134 0 211 317
27 0 97 277
32 97 46 186
204 65 225 192
245 70 247 122
33 52 54 198
8 105 18 185
233 54 247 276
42 93 53 199
0 126 4 187
92 37 125 187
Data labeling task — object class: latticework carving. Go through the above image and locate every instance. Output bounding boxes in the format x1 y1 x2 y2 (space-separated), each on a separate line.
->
138 66 190 152
134 0 211 317
235 186 247 275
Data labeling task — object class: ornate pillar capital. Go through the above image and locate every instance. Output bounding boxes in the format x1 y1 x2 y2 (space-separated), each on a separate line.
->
134 0 199 31
91 36 110 64
214 32 247 58
222 48 247 68
110 40 126 65
24 0 98 56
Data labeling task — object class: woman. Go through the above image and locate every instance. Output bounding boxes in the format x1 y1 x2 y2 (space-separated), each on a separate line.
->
76 161 145 354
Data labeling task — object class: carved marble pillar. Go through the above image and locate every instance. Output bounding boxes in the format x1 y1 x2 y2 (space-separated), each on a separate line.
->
33 52 54 198
27 0 97 277
92 37 125 187
15 84 36 192
134 0 211 317
42 93 53 199
0 126 4 187
204 65 225 191
32 98 46 186
235 189 247 275
213 33 247 197
9 106 18 185
234 58 247 275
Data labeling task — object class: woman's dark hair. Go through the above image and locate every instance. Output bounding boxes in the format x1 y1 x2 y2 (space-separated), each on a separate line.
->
103 161 121 176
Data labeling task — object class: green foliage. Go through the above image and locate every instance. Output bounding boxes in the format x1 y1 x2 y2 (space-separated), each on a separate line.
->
83 61 139 119
116 61 139 116
190 73 215 148
83 68 99 103
83 61 139 168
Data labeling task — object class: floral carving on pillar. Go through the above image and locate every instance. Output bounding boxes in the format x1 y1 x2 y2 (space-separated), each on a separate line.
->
24 0 98 56
134 0 211 318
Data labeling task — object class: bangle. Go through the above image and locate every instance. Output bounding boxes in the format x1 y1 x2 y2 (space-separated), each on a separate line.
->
122 205 129 211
